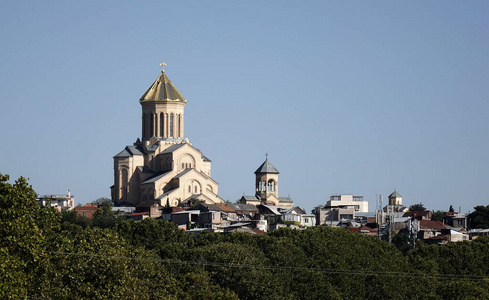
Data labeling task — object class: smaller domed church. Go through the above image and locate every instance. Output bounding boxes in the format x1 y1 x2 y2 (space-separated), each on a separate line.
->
238 156 294 207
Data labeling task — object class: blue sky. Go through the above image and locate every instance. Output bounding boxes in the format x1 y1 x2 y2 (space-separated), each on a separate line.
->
1 1 488 213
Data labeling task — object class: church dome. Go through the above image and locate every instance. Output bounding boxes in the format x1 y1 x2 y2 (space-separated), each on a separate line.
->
140 65 186 103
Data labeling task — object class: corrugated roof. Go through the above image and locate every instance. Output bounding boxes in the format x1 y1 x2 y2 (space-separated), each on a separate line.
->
254 159 279 174
140 71 186 103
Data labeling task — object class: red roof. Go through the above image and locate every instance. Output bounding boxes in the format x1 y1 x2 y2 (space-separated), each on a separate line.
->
419 220 448 230
131 212 149 216
215 204 236 213
359 226 375 232
75 203 98 211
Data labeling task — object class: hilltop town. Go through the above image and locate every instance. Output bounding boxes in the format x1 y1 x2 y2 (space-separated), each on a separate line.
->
37 62 488 248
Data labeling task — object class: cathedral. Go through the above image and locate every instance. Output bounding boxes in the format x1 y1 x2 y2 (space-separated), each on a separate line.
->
111 61 224 207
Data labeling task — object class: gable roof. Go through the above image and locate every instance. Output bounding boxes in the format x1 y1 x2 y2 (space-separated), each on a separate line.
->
254 159 279 174
114 145 144 158
419 220 450 231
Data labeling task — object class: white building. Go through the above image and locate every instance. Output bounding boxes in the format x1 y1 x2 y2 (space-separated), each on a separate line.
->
326 195 369 212
318 195 369 226
38 191 75 212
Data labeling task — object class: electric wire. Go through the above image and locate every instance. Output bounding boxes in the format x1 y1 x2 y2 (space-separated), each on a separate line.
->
43 251 489 281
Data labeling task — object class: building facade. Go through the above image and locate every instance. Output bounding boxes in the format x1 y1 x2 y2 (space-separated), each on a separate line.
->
111 62 224 207
38 191 75 212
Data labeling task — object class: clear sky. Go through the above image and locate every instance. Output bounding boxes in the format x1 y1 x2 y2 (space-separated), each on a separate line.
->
1 1 488 213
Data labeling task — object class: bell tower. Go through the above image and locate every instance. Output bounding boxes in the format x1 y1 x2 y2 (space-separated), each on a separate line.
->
255 154 279 204
139 60 187 141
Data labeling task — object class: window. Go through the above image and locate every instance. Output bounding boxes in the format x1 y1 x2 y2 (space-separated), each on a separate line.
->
160 113 164 137
195 186 198 193
170 114 174 137
149 113 154 137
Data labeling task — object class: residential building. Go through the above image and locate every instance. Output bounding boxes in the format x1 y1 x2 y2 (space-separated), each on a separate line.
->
327 195 369 213
317 194 369 226
38 191 75 212
74 203 98 218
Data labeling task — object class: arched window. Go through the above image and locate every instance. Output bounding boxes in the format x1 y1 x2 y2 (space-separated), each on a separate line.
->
142 114 146 137
169 114 174 137
178 114 181 137
121 169 128 199
149 113 154 137
160 113 164 137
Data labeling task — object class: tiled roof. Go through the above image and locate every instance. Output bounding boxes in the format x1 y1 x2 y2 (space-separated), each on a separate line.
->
419 220 450 231
214 204 236 213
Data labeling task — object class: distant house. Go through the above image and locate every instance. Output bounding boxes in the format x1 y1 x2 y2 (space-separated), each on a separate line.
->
228 203 259 221
282 206 315 228
128 211 149 221
424 229 469 245
443 212 468 229
403 210 432 220
418 220 451 240
74 203 98 219
38 191 75 212
171 210 200 227
317 195 369 226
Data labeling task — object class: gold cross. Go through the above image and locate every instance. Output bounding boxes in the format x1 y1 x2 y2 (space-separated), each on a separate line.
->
160 60 167 72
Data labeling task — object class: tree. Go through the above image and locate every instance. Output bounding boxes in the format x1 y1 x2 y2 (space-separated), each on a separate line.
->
91 197 113 207
409 203 426 212
431 210 445 222
311 204 324 215
92 204 117 229
469 205 489 229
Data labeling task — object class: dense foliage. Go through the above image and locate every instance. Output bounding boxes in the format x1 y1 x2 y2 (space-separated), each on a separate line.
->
2 173 489 299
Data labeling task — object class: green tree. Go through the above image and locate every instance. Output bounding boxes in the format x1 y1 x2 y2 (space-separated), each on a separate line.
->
469 205 489 229
409 203 426 212
91 197 113 206
431 210 445 222
92 204 117 229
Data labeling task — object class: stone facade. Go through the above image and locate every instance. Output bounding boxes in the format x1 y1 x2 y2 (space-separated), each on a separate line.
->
239 158 293 207
111 63 224 207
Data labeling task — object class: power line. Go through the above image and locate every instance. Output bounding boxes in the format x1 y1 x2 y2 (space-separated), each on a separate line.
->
43 251 489 281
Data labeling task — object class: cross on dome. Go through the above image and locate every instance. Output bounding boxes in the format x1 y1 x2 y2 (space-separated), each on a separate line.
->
160 60 167 72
